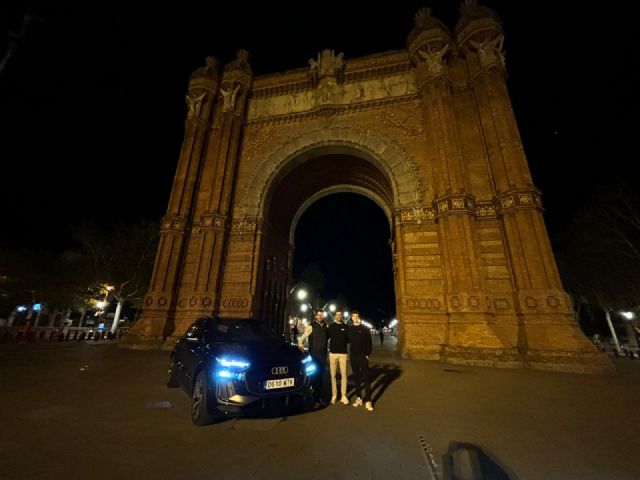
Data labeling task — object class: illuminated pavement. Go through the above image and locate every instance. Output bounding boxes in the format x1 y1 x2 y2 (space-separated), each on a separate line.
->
0 338 638 479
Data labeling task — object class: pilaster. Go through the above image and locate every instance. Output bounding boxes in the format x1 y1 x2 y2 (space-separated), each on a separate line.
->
167 50 254 347
120 58 220 349
456 3 612 373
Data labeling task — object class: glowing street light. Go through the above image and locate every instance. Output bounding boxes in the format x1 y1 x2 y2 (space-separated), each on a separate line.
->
296 289 308 301
300 304 308 313
621 312 635 320
328 303 336 313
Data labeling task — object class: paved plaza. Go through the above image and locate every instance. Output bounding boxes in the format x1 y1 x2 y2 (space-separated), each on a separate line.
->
0 338 638 479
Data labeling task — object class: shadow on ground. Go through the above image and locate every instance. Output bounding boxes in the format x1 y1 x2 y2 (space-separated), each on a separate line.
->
345 363 402 403
442 442 519 480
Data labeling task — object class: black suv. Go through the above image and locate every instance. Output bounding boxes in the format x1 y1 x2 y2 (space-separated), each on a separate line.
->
167 316 317 425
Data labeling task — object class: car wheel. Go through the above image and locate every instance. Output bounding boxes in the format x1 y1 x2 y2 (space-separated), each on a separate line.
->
191 371 216 426
166 356 179 388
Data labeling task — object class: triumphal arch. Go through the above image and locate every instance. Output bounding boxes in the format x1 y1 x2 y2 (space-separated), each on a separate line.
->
122 3 611 373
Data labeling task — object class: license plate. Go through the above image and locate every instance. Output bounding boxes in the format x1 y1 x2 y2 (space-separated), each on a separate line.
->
265 378 294 390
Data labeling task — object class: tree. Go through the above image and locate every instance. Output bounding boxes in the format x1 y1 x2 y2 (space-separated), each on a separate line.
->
73 219 159 332
555 180 640 350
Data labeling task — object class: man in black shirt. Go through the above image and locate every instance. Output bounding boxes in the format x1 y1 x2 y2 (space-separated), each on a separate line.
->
348 311 373 411
327 310 350 405
298 309 328 408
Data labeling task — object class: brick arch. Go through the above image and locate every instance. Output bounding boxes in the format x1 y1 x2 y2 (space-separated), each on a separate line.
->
240 124 425 218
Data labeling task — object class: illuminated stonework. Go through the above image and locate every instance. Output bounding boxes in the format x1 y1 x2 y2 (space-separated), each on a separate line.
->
122 5 612 374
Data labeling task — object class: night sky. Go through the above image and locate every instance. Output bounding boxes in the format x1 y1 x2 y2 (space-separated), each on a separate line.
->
0 2 635 321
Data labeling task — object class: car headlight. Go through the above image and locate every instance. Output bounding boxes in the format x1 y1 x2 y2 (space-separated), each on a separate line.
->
215 356 250 381
301 355 316 375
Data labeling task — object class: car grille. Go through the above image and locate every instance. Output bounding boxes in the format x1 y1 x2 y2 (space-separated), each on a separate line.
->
244 363 304 395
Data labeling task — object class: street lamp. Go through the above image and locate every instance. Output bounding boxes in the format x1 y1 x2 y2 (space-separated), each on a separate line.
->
296 289 308 301
329 303 336 313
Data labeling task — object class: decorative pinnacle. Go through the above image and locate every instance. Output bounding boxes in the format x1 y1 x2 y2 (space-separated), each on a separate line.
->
414 8 434 28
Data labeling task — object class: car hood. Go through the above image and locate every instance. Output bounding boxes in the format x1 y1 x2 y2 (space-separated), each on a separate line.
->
207 341 304 366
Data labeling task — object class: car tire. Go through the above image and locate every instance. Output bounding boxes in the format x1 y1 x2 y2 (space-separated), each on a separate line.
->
166 356 179 388
191 371 216 426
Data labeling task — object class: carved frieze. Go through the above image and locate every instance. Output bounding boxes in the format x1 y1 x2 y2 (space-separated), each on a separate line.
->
398 206 436 224
160 216 189 233
201 213 227 231
475 202 496 218
231 217 260 235
434 194 475 218
403 297 444 310
494 189 543 215
376 101 424 138
221 296 250 311
247 73 417 122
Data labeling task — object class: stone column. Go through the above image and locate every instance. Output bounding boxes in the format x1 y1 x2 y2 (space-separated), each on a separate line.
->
407 8 511 365
159 51 254 347
121 58 220 349
456 3 612 373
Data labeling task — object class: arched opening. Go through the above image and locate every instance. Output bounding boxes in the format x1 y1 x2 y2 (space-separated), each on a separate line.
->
258 152 397 348
291 192 396 341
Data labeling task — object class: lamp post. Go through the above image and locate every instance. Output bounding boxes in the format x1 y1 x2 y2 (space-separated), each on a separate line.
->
620 312 639 352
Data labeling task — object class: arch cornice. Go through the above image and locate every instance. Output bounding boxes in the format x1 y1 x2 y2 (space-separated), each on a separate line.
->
239 124 425 218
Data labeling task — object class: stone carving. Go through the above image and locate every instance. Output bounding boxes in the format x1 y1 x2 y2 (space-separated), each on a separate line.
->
501 196 514 209
377 101 424 138
240 125 425 216
224 49 252 74
221 297 250 310
403 298 442 309
220 82 241 113
475 204 496 217
308 57 319 83
519 193 532 204
308 49 345 83
402 205 435 224
469 35 505 69
191 56 218 79
418 44 449 77
231 218 259 235
185 92 206 119
546 296 561 308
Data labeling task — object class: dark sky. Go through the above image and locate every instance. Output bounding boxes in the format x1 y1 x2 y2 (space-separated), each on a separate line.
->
0 2 635 320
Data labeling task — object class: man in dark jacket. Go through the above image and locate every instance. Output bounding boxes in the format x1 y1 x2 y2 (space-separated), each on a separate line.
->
347 311 374 411
298 309 328 407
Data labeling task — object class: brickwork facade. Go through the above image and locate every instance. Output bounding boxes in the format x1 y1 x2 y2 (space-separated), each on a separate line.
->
121 6 613 373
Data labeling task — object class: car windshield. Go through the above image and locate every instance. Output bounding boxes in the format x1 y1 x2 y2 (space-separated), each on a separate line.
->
205 319 282 344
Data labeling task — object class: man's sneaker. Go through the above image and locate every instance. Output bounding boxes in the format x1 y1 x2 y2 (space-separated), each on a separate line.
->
365 401 374 411
340 397 350 405
330 396 337 405
352 397 363 407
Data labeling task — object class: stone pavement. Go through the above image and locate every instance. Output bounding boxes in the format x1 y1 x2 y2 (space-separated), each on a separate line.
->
0 337 638 479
